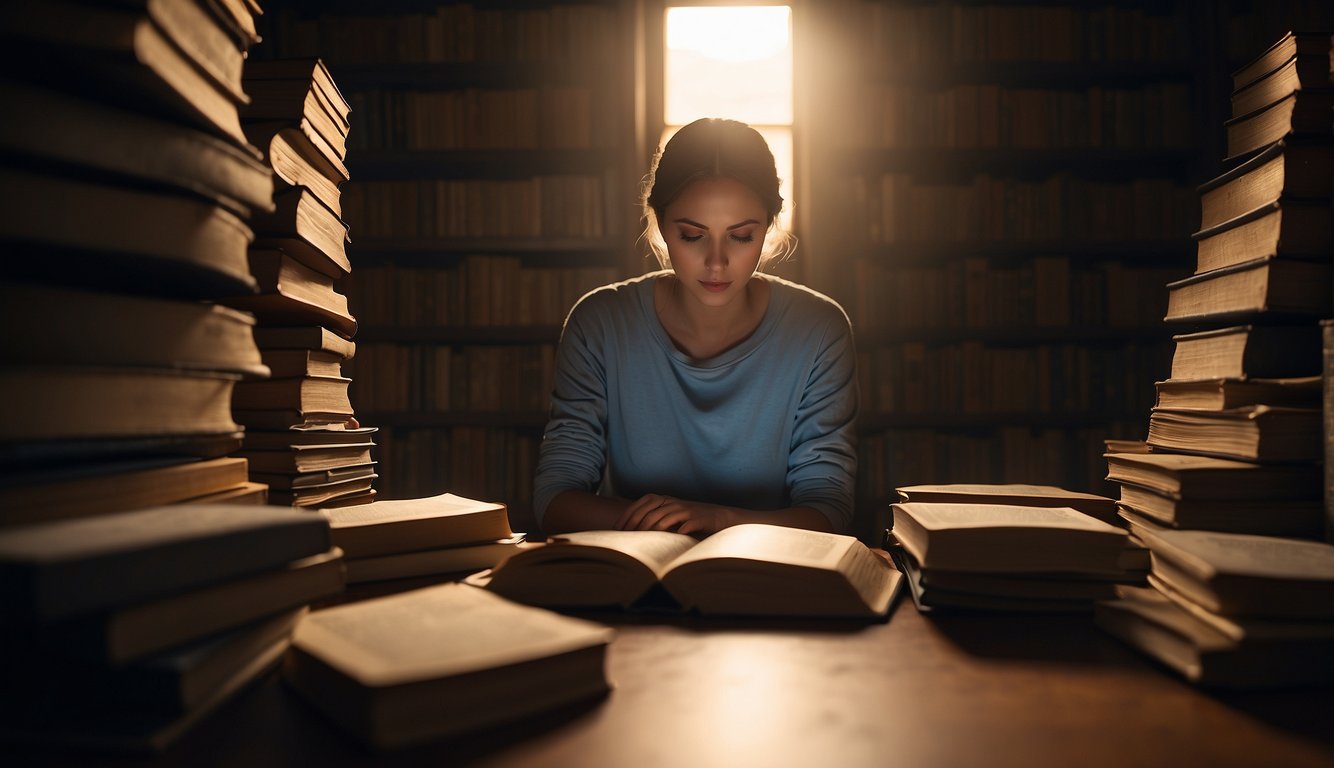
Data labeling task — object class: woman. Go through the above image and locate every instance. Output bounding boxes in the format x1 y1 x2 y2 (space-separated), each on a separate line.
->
533 118 858 537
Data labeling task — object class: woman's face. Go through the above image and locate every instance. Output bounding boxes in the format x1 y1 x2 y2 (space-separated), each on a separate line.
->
659 176 769 308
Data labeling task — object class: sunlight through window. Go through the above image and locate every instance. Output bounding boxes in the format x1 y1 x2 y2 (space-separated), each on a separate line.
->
664 5 794 230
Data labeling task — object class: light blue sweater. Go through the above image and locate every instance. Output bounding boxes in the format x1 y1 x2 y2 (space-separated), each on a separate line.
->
533 271 859 532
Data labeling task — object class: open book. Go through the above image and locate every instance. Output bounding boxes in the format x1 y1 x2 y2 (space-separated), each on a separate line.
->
483 524 901 619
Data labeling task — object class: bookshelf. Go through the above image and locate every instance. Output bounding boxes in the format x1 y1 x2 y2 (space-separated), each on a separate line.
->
801 0 1215 540
255 1 639 530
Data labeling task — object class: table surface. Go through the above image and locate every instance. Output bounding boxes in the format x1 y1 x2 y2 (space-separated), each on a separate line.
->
17 580 1334 768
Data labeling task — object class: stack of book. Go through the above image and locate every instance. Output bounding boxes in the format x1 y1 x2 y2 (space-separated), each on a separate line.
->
0 1 277 522
0 504 344 752
1098 31 1334 687
1096 524 1334 689
223 58 377 509
324 492 527 584
888 486 1146 613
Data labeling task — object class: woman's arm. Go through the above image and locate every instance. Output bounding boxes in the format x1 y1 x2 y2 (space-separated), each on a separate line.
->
615 495 833 537
541 489 629 535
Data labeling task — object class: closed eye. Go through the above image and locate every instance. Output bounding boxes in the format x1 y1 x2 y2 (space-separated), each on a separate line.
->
730 232 755 243
678 230 704 242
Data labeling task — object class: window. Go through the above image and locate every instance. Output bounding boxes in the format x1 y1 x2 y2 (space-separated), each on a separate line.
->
662 5 794 230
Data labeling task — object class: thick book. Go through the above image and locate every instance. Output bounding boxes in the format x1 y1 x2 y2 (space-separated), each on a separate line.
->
0 282 267 377
1231 31 1334 92
1095 585 1334 689
1169 325 1321 380
184 481 268 505
243 58 351 128
241 426 376 451
895 483 1117 525
0 167 256 299
320 489 377 509
0 504 330 620
231 375 353 415
1153 376 1321 410
1195 140 1334 233
258 348 345 378
1163 256 1331 323
250 463 378 490
251 188 351 278
345 535 529 584
1224 90 1334 162
1147 405 1321 463
0 631 288 754
238 444 372 474
1149 573 1334 644
0 433 244 472
1 367 241 443
1192 199 1331 273
222 249 356 338
1105 451 1322 501
0 81 272 216
1134 527 1334 620
283 583 614 749
324 491 513 559
268 475 377 507
0 456 251 528
10 608 303 717
33 547 343 665
241 78 348 160
887 547 1119 614
890 502 1130 575
251 325 356 359
485 525 901 618
1116 482 1324 539
244 121 347 215
1231 40 1334 117
5 0 250 147
232 408 358 432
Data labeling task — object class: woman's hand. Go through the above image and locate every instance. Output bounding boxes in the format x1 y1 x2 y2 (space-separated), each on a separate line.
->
616 494 738 537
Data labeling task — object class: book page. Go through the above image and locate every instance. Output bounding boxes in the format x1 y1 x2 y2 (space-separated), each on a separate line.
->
664 524 850 572
324 492 501 526
900 483 1102 500
547 530 698 577
896 503 1122 533
292 583 612 687
1148 529 1334 580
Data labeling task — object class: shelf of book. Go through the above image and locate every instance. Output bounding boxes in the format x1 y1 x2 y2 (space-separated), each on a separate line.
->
859 240 1191 263
842 148 1196 178
360 412 549 429
859 412 1149 430
356 326 563 344
858 326 1170 345
870 61 1196 87
348 149 619 179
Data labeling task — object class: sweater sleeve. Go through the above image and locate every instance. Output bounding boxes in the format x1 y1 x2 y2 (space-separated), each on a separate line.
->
532 295 610 526
786 311 859 533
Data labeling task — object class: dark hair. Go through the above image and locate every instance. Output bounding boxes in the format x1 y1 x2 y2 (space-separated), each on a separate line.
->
640 118 793 268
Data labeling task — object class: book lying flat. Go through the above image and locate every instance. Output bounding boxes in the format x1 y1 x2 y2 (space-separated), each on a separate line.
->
1 367 241 443
890 503 1130 575
1133 527 1334 620
257 348 345 378
183 481 268 505
250 189 351 278
485 524 901 619
36 547 343 664
345 535 530 584
1115 483 1324 539
1105 451 1322 500
237 444 372 474
10 608 303 716
1164 256 1331 323
251 326 355 359
1195 139 1334 232
0 282 267 377
241 426 375 451
895 483 1117 525
1095 585 1334 690
1148 573 1334 644
231 375 353 416
323 491 512 559
1153 376 1320 410
0 167 256 299
245 121 346 215
283 583 613 749
0 503 330 620
250 462 377 489
1230 31 1334 92
1147 405 1321 463
221 249 356 338
1224 90 1334 162
0 81 272 216
1169 324 1322 380
0 456 250 528
887 548 1115 614
1231 40 1334 117
1192 200 1331 273
269 475 376 507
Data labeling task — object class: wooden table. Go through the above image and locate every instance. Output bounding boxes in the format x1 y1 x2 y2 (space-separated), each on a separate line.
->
19 594 1333 768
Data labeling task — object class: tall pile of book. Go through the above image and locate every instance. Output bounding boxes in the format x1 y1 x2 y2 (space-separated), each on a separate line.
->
886 484 1147 612
1098 31 1334 688
223 57 378 509
0 3 278 520
0 504 344 752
